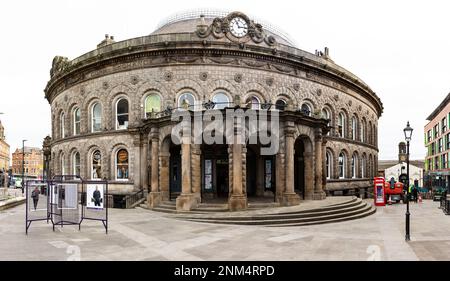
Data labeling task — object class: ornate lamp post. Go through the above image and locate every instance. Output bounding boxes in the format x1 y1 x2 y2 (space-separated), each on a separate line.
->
403 121 413 241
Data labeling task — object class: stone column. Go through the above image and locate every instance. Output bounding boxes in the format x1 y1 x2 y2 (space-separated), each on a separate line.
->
159 151 170 201
147 128 162 208
321 139 328 195
176 133 198 211
228 128 247 211
304 151 314 199
191 144 202 203
313 129 326 200
141 139 148 191
282 121 300 206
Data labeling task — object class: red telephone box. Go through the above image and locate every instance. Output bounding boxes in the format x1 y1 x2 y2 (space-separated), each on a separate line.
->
374 177 386 206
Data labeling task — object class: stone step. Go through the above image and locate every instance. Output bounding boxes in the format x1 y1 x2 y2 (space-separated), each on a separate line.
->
181 201 368 221
269 206 376 227
266 197 362 216
184 203 374 226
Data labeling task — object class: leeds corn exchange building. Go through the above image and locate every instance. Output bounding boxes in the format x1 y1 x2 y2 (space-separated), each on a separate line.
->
44 10 383 211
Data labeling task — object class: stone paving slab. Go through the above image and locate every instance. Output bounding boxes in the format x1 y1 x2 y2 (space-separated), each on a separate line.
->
0 199 449 260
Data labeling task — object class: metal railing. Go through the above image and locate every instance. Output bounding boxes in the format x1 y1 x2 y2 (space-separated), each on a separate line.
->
145 101 318 120
123 189 145 208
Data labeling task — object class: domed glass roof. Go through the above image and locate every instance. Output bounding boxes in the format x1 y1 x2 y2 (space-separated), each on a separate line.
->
153 9 298 47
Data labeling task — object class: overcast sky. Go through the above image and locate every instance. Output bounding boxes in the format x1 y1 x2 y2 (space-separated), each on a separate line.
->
0 0 449 160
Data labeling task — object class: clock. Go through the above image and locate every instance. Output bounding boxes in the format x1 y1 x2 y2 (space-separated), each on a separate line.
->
229 17 248 38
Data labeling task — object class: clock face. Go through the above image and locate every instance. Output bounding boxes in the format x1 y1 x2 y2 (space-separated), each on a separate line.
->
229 17 248 38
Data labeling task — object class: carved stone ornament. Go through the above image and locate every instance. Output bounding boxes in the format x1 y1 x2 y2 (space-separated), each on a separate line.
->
199 72 208 81
131 76 139 85
333 94 339 101
64 95 68 102
234 73 243 83
358 105 362 111
80 87 85 96
266 77 274 86
316 89 322 96
164 71 173 81
50 56 70 78
102 81 109 90
348 100 352 106
196 12 276 46
293 83 300 91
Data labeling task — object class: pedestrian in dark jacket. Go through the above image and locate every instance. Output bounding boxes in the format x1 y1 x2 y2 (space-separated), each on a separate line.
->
412 187 418 203
31 187 40 210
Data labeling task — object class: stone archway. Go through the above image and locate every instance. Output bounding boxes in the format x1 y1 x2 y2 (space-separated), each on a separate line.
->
294 135 314 200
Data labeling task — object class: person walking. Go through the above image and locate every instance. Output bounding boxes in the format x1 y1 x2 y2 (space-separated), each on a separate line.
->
31 186 40 210
412 186 418 203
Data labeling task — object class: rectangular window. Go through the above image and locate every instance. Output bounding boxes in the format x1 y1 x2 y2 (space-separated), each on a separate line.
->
447 134 450 151
265 159 273 189
431 142 435 155
204 159 212 190
442 154 447 169
434 124 439 138
435 156 439 170
427 130 432 143
439 138 443 153
443 117 447 133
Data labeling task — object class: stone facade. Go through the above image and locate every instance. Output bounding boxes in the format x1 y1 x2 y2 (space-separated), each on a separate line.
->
44 11 382 210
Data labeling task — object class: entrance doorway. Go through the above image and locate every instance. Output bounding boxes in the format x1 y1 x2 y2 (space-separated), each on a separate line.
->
169 144 181 200
294 138 306 199
246 144 276 200
201 144 229 200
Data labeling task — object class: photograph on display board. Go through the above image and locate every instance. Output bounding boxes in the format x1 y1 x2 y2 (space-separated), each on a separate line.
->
57 184 78 210
87 184 104 209
28 184 47 212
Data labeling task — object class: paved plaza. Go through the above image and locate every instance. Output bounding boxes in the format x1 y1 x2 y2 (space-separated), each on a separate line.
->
0 199 449 261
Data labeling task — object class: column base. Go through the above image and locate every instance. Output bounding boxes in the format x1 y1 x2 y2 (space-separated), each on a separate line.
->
176 194 198 211
312 191 326 200
281 192 301 206
228 195 248 211
147 192 162 209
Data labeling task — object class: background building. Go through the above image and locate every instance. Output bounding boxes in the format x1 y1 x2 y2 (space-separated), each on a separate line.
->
44 10 383 210
424 92 450 190
12 147 43 179
0 120 10 186
378 142 424 186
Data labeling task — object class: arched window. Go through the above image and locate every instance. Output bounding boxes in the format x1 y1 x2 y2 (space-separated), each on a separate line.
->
301 103 312 116
116 98 129 130
322 107 331 136
361 156 366 178
247 96 261 110
60 112 65 138
338 112 346 138
212 92 230 109
92 103 102 133
73 152 80 176
178 92 195 110
351 154 357 178
275 99 287 111
91 150 102 179
145 93 161 118
326 151 332 179
339 152 346 179
351 116 358 141
73 108 80 136
60 153 65 175
360 119 366 142
116 149 129 180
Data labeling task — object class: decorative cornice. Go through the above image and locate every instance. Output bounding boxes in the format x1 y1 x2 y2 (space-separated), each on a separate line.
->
44 42 383 117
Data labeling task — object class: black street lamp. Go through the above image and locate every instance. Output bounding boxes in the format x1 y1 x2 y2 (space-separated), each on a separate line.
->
403 121 413 241
22 139 27 194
